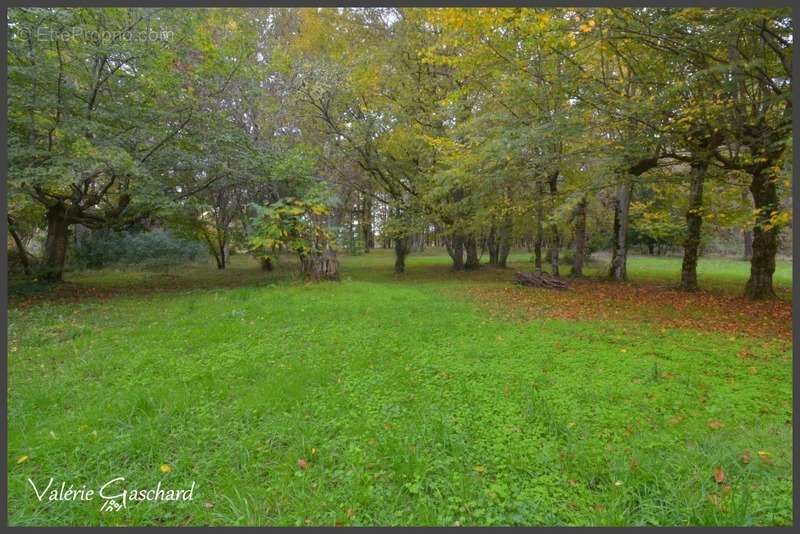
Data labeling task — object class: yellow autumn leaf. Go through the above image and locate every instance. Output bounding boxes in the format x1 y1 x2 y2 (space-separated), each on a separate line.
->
17 455 29 464
160 463 173 473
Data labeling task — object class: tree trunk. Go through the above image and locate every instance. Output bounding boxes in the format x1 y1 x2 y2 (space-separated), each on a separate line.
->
464 235 480 269
571 195 587 277
8 217 32 275
486 227 499 265
741 189 753 259
609 182 631 281
361 195 373 253
534 181 544 273
394 236 410 273
447 233 465 270
680 159 707 291
302 250 339 281
549 228 560 277
743 229 753 260
42 204 69 282
745 168 779 299
548 171 560 277
497 216 512 268
216 238 227 269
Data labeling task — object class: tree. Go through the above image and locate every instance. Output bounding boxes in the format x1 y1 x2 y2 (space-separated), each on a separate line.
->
249 197 339 280
7 8 251 280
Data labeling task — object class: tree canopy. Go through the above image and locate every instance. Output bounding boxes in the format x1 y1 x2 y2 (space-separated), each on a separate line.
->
7 7 792 298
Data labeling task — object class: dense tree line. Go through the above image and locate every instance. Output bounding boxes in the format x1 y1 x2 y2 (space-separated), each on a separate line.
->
7 7 792 298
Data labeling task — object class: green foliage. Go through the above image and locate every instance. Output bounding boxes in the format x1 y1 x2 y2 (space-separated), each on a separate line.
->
71 229 207 269
248 198 334 262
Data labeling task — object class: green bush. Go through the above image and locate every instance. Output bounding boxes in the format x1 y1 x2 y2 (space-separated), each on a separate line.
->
71 229 207 269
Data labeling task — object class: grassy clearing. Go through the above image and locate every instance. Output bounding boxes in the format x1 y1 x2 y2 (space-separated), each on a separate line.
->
7 250 793 526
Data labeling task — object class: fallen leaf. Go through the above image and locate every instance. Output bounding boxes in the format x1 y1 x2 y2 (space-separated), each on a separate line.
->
160 463 172 473
740 450 751 464
708 420 724 430
713 466 725 484
17 455 29 464
297 458 309 470
473 465 486 474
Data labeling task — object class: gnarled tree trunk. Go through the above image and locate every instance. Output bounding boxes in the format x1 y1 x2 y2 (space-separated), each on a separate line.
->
8 216 32 275
301 250 339 281
464 235 480 269
447 233 465 270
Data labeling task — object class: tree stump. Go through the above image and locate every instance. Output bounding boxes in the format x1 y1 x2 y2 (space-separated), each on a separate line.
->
301 250 339 281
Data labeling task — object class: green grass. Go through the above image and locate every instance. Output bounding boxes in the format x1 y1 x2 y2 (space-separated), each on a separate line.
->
7 250 792 526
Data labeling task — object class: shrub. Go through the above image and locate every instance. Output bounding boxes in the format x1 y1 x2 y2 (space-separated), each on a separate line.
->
71 229 207 269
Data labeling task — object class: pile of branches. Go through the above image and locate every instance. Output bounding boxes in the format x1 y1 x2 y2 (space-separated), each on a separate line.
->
513 271 569 290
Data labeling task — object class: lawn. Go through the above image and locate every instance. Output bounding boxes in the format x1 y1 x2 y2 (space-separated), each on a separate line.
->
7 250 793 526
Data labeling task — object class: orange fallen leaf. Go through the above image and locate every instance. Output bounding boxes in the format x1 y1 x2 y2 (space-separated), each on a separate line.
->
713 466 725 484
297 458 309 470
708 420 724 430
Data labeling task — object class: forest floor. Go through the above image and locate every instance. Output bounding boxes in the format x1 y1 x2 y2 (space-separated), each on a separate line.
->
7 249 793 526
